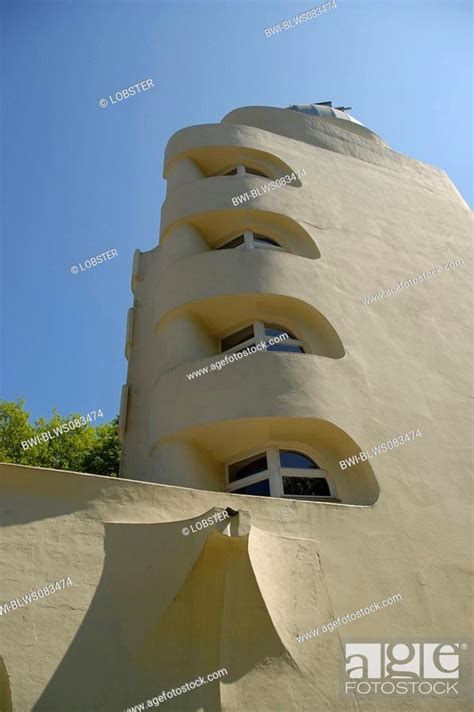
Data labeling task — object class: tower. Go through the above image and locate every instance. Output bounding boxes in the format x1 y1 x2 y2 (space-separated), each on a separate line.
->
119 102 395 505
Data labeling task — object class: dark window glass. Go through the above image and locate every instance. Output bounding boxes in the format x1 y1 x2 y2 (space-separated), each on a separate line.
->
221 325 254 352
267 342 305 353
282 476 330 497
233 479 271 496
279 451 319 469
217 234 245 250
228 453 268 483
264 324 297 339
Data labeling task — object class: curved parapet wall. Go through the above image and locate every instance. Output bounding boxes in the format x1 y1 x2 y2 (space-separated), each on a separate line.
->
160 178 333 243
222 105 385 145
163 122 319 176
160 209 322 262
164 129 305 195
152 260 344 338
153 293 345 374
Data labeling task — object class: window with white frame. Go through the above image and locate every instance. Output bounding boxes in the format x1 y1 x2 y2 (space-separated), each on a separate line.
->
220 321 305 354
221 164 270 178
226 447 336 500
216 231 283 251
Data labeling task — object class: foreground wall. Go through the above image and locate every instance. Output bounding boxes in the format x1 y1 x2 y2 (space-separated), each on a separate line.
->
0 461 471 711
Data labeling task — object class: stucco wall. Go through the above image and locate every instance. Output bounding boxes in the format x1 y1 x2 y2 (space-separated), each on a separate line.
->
0 462 471 710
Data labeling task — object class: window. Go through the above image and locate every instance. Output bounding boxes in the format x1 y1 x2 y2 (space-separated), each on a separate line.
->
232 479 271 496
220 321 305 355
227 451 270 497
221 325 254 353
279 448 333 500
282 477 331 497
228 452 268 482
252 235 282 250
216 234 245 250
264 325 304 353
226 446 336 501
279 450 319 469
216 231 283 251
222 164 269 178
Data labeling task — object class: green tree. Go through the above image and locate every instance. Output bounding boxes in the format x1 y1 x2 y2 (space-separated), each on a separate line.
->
0 399 35 464
0 399 120 477
81 417 121 477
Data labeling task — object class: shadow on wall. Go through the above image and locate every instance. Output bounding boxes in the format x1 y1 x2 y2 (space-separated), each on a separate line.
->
32 515 294 712
0 657 13 712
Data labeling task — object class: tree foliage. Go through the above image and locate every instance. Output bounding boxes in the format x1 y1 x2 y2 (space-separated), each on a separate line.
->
0 399 121 477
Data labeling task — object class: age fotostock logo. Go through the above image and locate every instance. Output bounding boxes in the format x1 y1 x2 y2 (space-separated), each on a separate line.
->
344 641 469 697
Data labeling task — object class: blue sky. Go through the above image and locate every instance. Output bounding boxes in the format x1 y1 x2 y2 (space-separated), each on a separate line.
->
1 0 472 423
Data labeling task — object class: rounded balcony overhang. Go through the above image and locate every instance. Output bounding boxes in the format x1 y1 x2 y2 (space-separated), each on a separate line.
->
163 122 304 180
153 250 337 327
160 178 333 243
149 373 380 507
151 351 365 444
161 207 323 262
